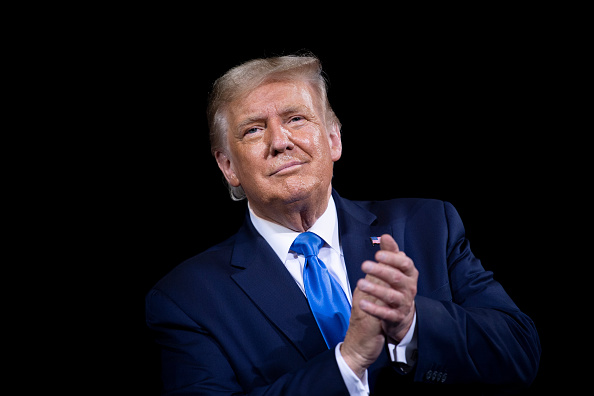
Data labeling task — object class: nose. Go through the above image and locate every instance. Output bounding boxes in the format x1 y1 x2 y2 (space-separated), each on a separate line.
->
268 120 294 156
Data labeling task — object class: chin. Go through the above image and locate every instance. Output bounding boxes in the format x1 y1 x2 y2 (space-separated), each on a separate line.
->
279 177 329 204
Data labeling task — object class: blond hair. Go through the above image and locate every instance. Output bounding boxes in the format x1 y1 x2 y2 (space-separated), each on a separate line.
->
206 53 340 200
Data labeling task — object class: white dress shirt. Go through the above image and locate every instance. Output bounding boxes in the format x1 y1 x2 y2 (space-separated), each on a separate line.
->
249 196 417 395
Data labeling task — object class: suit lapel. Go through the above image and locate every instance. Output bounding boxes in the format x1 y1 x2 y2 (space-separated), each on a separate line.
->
333 191 395 292
230 214 327 361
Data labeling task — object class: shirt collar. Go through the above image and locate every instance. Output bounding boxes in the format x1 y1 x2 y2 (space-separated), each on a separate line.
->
248 196 340 263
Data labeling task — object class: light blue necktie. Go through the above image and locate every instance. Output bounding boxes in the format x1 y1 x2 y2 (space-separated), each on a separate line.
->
291 232 351 349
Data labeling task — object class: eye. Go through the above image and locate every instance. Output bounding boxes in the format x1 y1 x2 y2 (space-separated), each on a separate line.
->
289 116 304 123
244 126 261 135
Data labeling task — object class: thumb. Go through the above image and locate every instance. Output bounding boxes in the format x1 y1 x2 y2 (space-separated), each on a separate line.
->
379 234 399 253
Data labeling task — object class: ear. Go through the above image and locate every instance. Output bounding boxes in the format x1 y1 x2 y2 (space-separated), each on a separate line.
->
328 121 342 162
215 150 241 187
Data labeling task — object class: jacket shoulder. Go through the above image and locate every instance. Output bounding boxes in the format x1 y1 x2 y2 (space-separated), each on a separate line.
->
150 234 238 295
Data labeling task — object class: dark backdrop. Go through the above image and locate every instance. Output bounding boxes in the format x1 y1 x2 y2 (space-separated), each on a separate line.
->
73 20 575 394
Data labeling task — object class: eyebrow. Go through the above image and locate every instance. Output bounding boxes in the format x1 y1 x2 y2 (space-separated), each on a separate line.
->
236 105 311 131
236 115 266 131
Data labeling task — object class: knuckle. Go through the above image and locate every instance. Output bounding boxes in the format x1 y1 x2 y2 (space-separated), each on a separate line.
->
390 271 402 285
401 257 413 270
389 310 405 323
384 289 397 305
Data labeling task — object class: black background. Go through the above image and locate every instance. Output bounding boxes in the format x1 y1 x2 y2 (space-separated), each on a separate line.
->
43 9 585 394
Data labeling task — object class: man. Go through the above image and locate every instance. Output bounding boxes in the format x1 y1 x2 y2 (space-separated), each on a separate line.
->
146 54 541 395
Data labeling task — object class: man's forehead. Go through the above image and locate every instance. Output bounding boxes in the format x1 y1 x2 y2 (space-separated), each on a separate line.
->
231 80 318 119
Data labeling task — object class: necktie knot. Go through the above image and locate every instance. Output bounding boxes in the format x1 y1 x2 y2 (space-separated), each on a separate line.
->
291 232 325 258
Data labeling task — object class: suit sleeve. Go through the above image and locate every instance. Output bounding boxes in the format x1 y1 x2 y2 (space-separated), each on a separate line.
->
145 288 349 395
413 202 541 390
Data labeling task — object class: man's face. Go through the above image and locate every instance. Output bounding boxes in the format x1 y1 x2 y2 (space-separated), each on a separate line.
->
216 80 341 209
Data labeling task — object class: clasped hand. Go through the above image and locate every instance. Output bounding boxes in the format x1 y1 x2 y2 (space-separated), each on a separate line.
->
341 234 418 378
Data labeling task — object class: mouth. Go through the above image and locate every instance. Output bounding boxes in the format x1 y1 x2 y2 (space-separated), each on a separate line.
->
270 160 305 176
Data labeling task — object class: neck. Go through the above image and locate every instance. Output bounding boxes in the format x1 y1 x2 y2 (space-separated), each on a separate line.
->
249 186 332 232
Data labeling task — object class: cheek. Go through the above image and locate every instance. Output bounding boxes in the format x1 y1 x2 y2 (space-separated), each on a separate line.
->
300 130 329 157
232 147 267 184
311 134 336 166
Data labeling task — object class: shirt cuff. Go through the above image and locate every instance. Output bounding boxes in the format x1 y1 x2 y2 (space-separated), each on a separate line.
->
387 310 418 367
335 343 369 396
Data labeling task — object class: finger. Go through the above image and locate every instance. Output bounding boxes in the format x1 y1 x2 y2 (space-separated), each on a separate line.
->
379 233 399 253
359 295 409 324
357 278 404 307
362 260 416 287
353 276 384 302
374 249 417 277
364 273 389 287
360 274 390 307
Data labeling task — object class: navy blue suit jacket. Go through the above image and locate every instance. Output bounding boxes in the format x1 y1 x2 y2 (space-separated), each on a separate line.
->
146 191 541 395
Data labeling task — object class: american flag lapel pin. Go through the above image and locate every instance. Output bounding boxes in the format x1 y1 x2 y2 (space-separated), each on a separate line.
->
370 236 381 246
